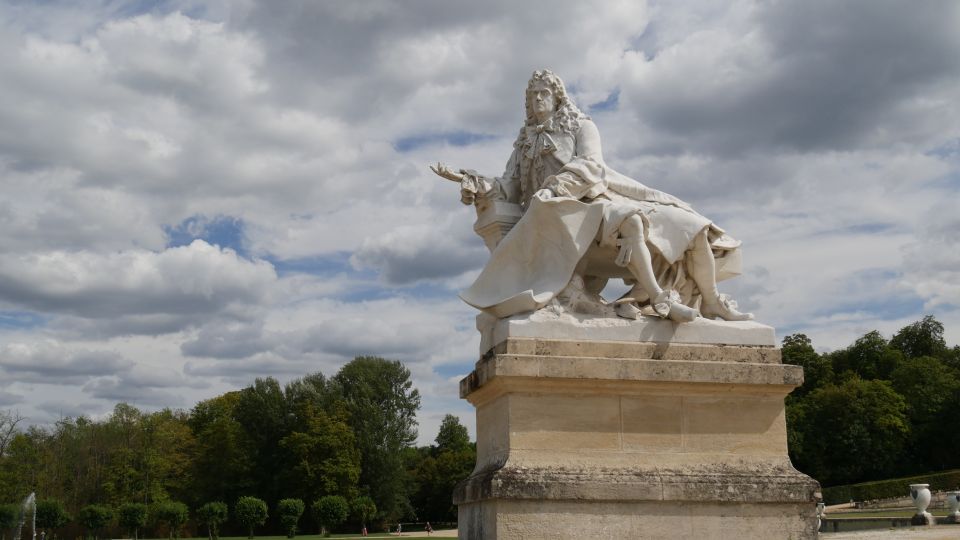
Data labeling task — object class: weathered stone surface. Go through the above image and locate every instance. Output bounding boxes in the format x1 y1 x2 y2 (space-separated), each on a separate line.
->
494 337 783 363
456 337 820 540
459 499 818 540
478 311 776 354
460 351 802 399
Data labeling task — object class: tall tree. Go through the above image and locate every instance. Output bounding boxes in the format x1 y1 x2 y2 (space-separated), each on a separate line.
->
789 378 910 486
188 393 254 506
411 415 475 522
830 331 902 381
434 415 470 453
0 410 24 457
890 356 960 472
233 379 290 506
278 401 360 501
890 315 947 359
781 334 832 396
332 357 421 522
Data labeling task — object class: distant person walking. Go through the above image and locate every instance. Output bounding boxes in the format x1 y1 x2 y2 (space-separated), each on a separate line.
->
361 525 368 537
425 522 433 535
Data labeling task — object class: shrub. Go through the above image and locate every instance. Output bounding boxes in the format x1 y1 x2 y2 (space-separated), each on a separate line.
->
153 501 188 540
311 496 347 537
117 503 148 540
77 505 113 540
276 499 305 538
195 502 228 540
823 469 960 504
235 496 268 539
349 496 377 530
35 499 70 540
0 504 20 540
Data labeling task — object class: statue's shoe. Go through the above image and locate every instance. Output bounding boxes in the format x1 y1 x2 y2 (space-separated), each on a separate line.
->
651 290 697 323
701 294 754 321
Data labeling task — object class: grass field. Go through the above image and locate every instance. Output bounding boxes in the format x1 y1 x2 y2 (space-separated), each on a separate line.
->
145 534 457 540
825 509 951 519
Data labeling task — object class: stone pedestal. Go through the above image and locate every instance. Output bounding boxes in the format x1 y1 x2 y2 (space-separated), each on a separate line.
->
454 315 821 539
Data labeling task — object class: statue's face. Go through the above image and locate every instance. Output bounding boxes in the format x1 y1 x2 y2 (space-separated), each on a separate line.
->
528 81 556 118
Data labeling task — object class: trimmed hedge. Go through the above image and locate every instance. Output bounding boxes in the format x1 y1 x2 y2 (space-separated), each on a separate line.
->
823 469 960 504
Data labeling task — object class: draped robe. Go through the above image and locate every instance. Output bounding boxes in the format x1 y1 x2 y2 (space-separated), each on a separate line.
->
460 115 742 318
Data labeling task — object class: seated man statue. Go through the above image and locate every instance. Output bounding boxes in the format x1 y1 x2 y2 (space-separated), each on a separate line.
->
432 69 751 323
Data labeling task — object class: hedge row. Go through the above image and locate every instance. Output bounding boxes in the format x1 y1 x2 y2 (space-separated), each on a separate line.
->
823 469 960 504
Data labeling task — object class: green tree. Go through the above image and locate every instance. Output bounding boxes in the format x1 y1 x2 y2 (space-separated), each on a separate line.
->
188 394 254 506
195 502 228 540
0 410 25 457
36 499 71 540
434 415 470 453
311 495 348 536
235 496 268 539
233 380 290 505
411 415 476 522
78 505 113 540
830 331 902 381
333 357 421 521
117 503 147 540
781 334 833 396
152 501 188 540
891 356 960 472
276 499 305 538
891 315 947 359
790 378 910 486
0 504 19 540
279 401 360 501
349 497 376 531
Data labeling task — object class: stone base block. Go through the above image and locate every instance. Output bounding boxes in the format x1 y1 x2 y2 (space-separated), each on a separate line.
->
455 331 820 540
459 499 816 540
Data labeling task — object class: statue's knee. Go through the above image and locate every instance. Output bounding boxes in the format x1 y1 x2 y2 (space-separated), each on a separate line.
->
620 215 644 241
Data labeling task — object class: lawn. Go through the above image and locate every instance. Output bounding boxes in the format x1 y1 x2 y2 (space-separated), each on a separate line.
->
145 534 456 540
825 509 951 519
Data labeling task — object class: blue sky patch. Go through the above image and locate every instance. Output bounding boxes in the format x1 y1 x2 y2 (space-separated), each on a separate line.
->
0 311 48 330
336 281 451 303
815 222 896 236
164 215 248 256
433 362 472 379
266 252 355 277
589 89 620 112
393 131 498 153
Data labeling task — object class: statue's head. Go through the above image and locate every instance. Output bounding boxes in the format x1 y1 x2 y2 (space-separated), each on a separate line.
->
524 69 584 133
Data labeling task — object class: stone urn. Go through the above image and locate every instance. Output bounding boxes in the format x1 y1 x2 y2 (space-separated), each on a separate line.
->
946 491 960 523
910 483 934 525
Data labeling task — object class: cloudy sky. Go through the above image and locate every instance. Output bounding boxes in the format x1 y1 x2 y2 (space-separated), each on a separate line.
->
1 0 958 443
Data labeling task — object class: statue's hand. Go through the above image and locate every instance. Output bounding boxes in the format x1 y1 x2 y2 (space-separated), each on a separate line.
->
534 188 554 200
430 162 465 183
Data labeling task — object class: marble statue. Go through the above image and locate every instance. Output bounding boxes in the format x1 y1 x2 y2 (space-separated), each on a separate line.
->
432 69 752 323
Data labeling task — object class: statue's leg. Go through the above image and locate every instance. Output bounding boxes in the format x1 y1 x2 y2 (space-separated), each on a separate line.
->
689 231 753 321
618 215 697 322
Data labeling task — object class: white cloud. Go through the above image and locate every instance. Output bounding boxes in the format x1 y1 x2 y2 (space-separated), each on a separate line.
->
0 240 276 324
0 0 958 443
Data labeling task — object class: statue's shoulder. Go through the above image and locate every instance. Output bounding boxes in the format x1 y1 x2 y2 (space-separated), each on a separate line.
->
512 126 527 148
576 116 598 132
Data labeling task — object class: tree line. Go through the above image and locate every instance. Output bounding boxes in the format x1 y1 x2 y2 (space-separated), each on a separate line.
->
0 356 475 537
783 316 960 487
